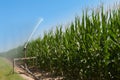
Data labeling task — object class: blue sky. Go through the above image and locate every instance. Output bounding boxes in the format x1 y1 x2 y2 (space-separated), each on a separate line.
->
0 0 119 52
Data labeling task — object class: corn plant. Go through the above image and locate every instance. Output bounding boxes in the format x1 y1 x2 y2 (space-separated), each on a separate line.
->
26 6 120 80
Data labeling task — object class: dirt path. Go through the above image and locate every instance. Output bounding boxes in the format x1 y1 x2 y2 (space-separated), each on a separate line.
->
3 57 34 80
14 66 34 80
4 57 63 80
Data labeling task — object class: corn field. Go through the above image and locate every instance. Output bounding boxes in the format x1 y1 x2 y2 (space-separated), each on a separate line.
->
26 7 120 79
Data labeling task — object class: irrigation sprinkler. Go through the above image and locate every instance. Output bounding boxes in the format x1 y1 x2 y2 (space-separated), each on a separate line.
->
24 18 43 58
13 18 43 79
23 18 43 70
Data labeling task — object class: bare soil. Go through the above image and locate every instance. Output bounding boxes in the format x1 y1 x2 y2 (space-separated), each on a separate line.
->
5 58 63 80
15 66 63 80
15 66 34 80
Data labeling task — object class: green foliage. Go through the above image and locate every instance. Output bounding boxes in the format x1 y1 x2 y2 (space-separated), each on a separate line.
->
0 57 24 80
26 7 120 79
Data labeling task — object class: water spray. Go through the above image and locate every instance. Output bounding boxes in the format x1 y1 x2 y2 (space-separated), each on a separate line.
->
24 18 43 58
